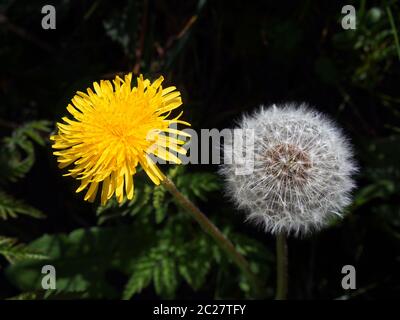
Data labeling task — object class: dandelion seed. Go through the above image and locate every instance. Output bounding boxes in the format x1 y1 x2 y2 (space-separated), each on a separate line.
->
220 103 357 236
51 73 190 205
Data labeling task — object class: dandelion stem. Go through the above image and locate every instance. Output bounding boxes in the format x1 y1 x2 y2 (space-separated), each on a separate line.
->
275 233 288 300
161 176 262 297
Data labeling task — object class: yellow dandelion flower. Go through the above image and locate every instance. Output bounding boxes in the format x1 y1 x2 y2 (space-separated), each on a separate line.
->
51 73 190 205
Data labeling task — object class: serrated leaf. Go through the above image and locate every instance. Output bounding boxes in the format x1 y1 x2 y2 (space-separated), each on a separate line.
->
153 186 168 223
122 256 154 300
0 191 45 220
6 225 156 298
0 120 51 182
0 236 47 263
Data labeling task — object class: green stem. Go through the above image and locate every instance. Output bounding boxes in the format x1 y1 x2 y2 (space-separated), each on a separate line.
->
275 233 288 300
161 176 261 297
386 4 400 62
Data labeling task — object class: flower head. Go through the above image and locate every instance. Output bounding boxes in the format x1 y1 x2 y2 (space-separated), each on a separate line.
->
220 104 357 236
51 73 190 205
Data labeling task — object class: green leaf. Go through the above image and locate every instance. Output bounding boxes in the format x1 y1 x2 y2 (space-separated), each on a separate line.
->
7 290 89 300
0 120 51 182
122 255 154 300
175 234 211 291
6 225 156 298
176 169 221 201
351 179 396 209
153 186 168 223
0 191 45 220
0 236 47 263
123 245 179 299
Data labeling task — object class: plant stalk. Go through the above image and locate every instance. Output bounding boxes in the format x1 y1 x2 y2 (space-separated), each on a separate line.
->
275 232 288 300
161 176 261 297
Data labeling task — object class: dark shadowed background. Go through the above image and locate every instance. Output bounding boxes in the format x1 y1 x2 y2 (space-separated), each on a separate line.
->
0 0 399 299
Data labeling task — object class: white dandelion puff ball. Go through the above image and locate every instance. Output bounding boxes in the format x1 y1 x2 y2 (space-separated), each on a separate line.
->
220 103 358 236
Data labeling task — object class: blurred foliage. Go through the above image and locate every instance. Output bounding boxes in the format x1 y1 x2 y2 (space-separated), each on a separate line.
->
0 236 47 264
0 0 399 300
0 120 48 265
5 167 271 299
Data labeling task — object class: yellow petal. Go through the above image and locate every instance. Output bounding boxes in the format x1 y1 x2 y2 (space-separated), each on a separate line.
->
84 181 99 202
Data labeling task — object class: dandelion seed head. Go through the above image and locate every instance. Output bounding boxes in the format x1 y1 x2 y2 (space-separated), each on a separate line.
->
220 103 357 236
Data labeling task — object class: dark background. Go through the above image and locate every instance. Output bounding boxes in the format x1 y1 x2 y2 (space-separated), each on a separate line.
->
0 0 399 299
